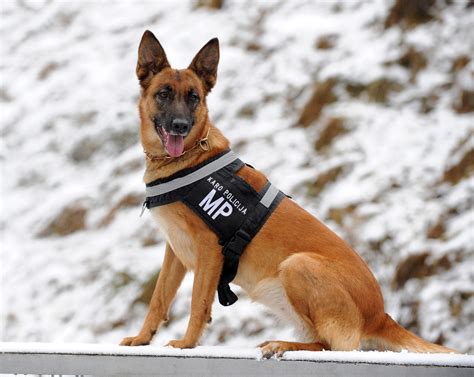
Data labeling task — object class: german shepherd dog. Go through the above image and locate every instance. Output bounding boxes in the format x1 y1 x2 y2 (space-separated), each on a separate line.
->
120 30 454 356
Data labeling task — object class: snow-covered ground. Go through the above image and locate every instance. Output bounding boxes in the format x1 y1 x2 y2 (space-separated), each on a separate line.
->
1 0 473 353
2 343 472 377
1 342 473 366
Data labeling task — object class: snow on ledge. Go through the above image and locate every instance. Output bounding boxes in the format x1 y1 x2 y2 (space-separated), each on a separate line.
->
1 342 472 367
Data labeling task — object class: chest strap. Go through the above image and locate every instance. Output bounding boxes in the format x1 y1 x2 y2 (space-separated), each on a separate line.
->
146 151 239 197
218 182 284 306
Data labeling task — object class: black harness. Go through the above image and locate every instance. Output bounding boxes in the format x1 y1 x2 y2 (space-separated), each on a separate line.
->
143 150 285 306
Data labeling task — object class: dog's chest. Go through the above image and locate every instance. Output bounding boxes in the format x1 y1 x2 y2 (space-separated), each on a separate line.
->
150 205 197 270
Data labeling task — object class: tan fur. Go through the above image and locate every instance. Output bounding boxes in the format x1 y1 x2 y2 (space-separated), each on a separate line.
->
120 33 456 355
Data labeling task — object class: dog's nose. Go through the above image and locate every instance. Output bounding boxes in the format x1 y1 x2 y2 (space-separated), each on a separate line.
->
171 118 190 135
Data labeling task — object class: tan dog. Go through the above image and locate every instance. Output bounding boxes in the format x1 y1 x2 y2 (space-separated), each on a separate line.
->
120 30 454 356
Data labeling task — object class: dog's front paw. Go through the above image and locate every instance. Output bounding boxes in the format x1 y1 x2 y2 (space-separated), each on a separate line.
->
120 334 152 346
166 339 196 349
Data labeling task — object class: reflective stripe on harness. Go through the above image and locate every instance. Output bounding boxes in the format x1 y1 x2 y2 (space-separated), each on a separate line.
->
146 151 239 197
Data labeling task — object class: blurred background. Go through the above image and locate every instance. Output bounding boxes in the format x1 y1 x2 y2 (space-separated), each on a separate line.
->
0 0 473 352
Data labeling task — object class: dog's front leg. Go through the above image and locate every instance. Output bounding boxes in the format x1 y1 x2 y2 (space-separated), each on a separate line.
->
120 243 186 346
166 249 222 349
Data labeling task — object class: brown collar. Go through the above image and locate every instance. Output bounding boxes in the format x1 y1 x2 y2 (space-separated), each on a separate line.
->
143 127 211 162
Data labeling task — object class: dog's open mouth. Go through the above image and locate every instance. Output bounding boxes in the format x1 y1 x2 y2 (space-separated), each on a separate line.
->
157 127 185 158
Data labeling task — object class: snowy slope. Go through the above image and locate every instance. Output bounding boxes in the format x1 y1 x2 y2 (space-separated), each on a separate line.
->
1 0 473 353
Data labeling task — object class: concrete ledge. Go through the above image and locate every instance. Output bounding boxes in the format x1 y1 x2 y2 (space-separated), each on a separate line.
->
1 342 473 377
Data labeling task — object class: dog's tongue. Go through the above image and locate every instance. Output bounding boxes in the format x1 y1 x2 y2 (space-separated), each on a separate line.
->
166 134 184 157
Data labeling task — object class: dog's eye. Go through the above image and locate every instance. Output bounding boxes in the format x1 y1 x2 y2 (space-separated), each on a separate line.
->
189 91 200 102
157 90 169 100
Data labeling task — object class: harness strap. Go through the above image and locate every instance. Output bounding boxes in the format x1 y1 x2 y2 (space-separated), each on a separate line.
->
217 182 285 306
146 150 238 197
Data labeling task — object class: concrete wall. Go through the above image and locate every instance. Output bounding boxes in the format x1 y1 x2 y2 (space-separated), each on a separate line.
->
1 343 473 377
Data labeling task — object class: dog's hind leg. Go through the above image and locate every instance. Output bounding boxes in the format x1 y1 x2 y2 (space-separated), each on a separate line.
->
258 253 363 357
120 243 186 346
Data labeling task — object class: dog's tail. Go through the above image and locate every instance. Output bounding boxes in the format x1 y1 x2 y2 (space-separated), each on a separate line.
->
368 313 456 353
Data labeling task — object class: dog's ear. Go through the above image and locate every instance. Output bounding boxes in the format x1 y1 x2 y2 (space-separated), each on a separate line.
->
188 38 219 93
137 30 170 87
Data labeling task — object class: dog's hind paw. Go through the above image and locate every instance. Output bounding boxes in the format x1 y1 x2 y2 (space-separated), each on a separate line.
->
120 334 151 346
258 340 326 359
258 341 285 359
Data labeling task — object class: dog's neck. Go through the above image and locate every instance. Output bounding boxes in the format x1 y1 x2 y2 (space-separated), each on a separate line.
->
143 122 230 184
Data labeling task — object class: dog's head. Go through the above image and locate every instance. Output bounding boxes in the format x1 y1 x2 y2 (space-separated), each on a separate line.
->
137 30 219 158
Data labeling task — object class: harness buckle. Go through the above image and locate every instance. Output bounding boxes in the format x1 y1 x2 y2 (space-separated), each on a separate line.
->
139 199 148 217
224 229 251 257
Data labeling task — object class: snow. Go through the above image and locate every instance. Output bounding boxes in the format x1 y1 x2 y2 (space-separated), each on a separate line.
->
1 342 473 367
1 0 473 354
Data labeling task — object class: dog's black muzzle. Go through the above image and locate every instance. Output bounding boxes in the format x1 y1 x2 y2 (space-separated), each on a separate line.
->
153 116 194 137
